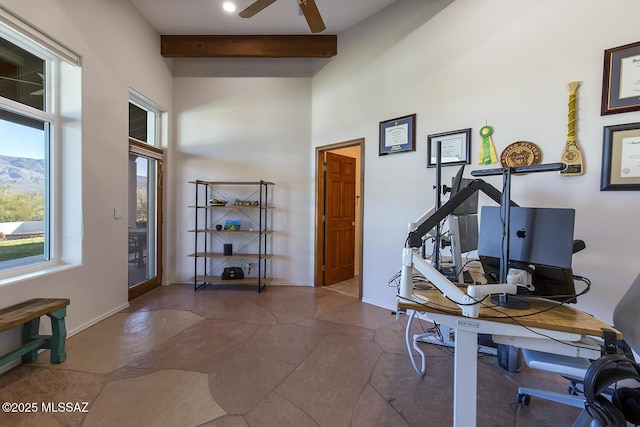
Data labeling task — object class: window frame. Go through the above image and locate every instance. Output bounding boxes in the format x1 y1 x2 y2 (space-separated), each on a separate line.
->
0 6 81 281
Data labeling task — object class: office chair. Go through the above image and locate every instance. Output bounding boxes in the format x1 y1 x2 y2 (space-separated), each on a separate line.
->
516 273 640 426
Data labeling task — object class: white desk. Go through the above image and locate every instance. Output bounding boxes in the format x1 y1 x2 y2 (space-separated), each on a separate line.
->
398 289 620 427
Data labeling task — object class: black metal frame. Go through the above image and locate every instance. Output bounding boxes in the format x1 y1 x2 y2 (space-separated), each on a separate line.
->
191 180 272 292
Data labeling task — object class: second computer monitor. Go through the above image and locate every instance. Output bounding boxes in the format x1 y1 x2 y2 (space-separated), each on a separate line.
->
478 206 578 303
478 206 575 269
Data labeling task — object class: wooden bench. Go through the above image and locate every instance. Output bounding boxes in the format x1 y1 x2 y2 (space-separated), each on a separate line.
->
0 298 70 366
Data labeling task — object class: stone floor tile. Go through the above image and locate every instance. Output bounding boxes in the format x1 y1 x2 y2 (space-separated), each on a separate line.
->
242 323 326 364
277 334 382 426
83 369 225 426
0 365 104 427
208 351 295 414
128 319 256 371
244 392 318 427
33 309 204 374
352 384 410 427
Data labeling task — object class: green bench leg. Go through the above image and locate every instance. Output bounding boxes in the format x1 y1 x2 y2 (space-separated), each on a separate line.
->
19 307 68 364
47 308 67 363
20 318 41 363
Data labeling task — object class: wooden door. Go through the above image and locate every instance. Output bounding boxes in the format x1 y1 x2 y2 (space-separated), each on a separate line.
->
324 152 356 285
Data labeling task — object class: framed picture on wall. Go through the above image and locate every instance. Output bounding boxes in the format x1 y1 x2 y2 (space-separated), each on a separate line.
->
426 128 471 168
601 41 640 115
379 114 416 155
601 122 640 190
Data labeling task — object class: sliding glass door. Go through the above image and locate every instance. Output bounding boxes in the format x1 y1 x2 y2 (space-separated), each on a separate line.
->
128 140 163 298
128 95 164 300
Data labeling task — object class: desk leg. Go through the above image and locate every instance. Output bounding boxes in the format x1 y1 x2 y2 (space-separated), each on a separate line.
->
454 328 478 427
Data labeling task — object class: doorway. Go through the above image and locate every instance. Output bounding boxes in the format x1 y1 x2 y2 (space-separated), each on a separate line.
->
127 139 163 299
315 139 364 299
127 93 165 300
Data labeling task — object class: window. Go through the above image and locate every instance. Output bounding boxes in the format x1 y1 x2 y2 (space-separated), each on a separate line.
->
0 7 81 276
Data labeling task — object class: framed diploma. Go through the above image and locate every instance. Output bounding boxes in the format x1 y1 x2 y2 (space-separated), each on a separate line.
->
426 128 471 168
601 41 640 115
601 122 640 190
379 114 416 156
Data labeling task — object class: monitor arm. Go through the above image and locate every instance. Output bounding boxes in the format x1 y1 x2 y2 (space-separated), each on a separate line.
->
400 248 517 318
400 178 520 318
407 179 518 248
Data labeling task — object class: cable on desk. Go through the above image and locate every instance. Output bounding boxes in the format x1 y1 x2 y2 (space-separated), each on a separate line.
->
478 275 592 319
395 261 600 353
399 289 604 354
397 294 485 316
476 296 607 353
445 293 489 306
388 270 434 294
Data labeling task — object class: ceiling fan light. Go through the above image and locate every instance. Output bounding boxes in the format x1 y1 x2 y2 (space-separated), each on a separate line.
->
223 2 236 13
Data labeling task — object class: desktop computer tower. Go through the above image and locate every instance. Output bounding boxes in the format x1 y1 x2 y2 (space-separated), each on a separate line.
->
497 344 522 373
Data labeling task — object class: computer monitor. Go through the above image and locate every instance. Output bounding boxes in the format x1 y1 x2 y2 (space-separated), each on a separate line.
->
451 170 478 217
447 166 479 283
478 206 578 303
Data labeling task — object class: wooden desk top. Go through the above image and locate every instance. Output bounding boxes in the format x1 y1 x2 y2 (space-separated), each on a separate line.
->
398 287 620 339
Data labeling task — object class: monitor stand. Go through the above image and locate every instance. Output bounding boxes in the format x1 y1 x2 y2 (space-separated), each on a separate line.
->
491 294 530 310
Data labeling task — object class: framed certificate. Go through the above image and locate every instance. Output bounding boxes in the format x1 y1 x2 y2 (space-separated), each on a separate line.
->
427 128 471 168
601 41 640 115
379 114 416 156
601 122 640 190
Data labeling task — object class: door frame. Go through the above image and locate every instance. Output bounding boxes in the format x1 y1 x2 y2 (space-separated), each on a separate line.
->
128 138 164 300
314 138 364 299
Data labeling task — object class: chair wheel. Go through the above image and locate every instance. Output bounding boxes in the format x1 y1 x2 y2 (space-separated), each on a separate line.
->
517 393 531 405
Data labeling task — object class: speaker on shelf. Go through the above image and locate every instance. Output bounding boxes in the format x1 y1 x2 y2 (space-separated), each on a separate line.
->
223 243 232 256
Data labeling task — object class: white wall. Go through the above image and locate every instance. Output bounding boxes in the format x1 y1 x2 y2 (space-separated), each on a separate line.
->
0 0 172 353
311 0 640 323
172 77 313 286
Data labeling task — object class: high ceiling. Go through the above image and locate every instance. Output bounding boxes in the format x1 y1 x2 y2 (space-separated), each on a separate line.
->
130 0 399 35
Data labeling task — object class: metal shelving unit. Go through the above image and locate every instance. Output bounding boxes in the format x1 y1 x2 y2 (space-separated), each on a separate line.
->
188 180 274 292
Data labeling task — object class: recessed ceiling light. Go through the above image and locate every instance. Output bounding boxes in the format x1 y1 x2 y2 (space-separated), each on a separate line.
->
223 2 236 13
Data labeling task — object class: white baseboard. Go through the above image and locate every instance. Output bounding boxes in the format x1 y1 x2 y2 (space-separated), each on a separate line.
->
67 302 130 337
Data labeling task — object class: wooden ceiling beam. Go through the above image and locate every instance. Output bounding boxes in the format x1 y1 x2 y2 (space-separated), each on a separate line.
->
160 35 337 58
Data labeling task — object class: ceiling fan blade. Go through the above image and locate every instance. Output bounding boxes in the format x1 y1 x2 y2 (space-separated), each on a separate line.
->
239 0 279 18
299 0 326 33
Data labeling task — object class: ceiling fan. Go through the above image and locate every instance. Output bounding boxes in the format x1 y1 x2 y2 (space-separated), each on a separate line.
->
239 0 326 33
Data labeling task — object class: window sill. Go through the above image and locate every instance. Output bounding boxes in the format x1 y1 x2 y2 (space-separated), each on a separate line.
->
0 261 81 288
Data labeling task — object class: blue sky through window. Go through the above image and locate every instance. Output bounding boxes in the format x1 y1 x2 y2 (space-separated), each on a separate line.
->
0 119 44 159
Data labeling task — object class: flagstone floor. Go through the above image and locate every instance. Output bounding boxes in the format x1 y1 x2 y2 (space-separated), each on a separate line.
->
0 283 582 426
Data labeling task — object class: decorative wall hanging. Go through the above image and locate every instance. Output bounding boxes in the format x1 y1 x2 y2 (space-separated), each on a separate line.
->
379 114 416 155
500 141 542 167
478 125 498 165
560 81 585 176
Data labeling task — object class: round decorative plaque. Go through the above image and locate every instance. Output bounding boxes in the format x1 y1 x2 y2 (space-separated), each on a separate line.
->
500 141 542 167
